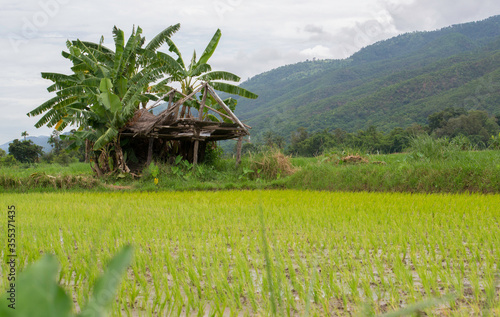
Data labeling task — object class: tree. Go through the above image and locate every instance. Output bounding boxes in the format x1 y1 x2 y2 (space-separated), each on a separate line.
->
21 131 28 141
385 127 410 153
427 107 467 133
262 130 285 149
27 25 181 175
288 128 335 157
435 110 500 145
27 25 257 176
48 130 63 155
291 127 309 149
8 139 43 163
153 28 257 118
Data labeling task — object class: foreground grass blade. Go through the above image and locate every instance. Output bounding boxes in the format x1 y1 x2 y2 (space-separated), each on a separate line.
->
78 245 134 317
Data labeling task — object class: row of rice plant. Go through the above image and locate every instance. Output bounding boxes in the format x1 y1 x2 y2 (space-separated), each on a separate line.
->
1 191 499 315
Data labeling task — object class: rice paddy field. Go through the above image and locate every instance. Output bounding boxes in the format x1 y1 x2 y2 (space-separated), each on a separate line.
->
1 190 499 316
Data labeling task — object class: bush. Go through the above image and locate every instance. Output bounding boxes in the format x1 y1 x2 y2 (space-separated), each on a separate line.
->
408 135 457 161
489 133 500 150
203 142 223 165
54 152 73 166
42 152 55 163
1 155 17 166
450 135 476 151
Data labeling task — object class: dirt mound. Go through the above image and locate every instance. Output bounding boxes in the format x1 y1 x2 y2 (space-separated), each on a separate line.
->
340 155 369 164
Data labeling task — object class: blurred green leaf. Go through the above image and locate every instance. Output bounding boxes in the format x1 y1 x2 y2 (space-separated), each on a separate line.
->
0 255 72 317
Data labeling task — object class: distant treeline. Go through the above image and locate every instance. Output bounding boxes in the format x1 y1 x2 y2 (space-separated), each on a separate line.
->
0 131 84 166
244 108 500 156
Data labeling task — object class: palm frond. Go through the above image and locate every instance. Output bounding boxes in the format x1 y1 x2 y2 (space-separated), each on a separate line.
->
152 77 175 92
75 40 100 64
189 63 212 78
71 63 92 73
61 50 84 65
34 108 65 128
81 77 102 88
93 126 119 150
78 46 114 66
45 78 80 93
55 86 86 98
207 114 220 122
28 95 70 117
70 50 99 73
142 93 159 101
188 50 197 72
156 52 185 77
53 96 79 111
199 71 240 82
210 82 258 99
166 38 185 68
41 72 77 83
198 29 221 65
77 40 114 54
112 26 125 75
145 24 181 52
116 27 143 77
71 41 114 65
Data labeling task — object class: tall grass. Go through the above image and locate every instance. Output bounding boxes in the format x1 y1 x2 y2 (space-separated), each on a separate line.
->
408 134 458 161
249 149 295 180
287 154 500 193
2 149 500 194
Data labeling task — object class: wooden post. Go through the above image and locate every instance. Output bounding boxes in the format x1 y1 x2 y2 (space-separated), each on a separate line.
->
193 85 207 166
206 85 249 133
167 91 174 110
193 140 199 165
174 85 204 120
146 137 154 166
236 136 243 168
199 84 207 120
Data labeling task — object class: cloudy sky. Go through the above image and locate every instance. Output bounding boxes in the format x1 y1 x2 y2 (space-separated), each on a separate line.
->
1 0 500 145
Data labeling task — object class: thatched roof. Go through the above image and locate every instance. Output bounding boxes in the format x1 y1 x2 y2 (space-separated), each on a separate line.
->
121 83 250 142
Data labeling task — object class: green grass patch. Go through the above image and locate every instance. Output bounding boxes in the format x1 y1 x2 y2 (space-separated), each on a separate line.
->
2 151 500 194
288 150 500 193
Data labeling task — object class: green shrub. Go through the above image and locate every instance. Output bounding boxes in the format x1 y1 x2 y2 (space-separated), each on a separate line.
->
408 135 457 161
450 135 476 151
489 133 500 150
0 155 17 166
54 152 73 166
203 142 223 165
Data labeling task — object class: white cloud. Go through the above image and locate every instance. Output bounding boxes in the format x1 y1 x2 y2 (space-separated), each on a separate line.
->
300 45 332 59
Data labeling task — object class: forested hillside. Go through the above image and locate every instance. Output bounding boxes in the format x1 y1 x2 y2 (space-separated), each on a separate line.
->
235 15 500 139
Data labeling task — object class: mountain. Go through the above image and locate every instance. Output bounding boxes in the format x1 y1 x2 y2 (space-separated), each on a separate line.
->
0 136 52 153
234 15 500 140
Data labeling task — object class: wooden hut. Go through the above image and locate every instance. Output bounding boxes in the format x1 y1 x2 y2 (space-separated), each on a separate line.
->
120 82 249 168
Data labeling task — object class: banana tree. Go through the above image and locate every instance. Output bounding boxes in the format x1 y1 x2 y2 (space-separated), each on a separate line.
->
154 28 257 118
28 25 180 175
